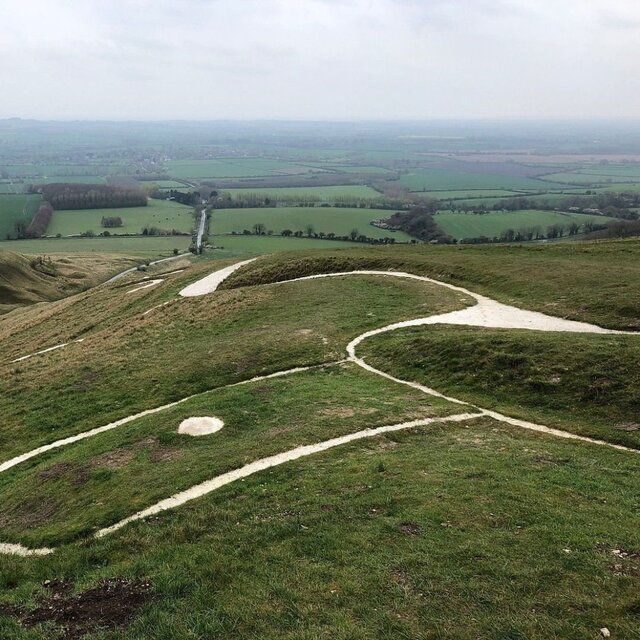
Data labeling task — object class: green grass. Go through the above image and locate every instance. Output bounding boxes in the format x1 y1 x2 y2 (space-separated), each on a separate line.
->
0 194 41 239
221 240 640 330
47 200 194 236
210 234 364 258
434 209 615 240
398 169 555 192
212 207 412 240
222 185 381 201
361 325 640 448
0 362 462 546
0 271 468 457
1 417 638 639
0 243 638 638
0 236 190 258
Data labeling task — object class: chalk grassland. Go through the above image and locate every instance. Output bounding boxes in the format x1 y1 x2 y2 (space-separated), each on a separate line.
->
398 169 558 192
0 273 466 457
46 200 195 236
433 209 616 239
0 250 139 315
362 326 640 448
0 362 463 547
212 207 412 241
1 415 638 639
0 244 639 638
222 185 381 200
223 240 640 330
0 194 42 238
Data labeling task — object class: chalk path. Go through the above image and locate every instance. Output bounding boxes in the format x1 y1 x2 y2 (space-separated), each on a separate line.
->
2 261 638 556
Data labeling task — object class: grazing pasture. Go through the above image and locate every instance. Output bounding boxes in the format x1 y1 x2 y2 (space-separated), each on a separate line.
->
212 207 412 240
434 209 615 239
47 200 194 236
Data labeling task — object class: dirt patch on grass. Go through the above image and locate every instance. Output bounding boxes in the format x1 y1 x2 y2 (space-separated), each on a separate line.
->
614 422 640 432
90 448 136 470
0 498 57 528
1 577 153 639
37 462 90 486
399 522 422 536
149 448 184 463
318 407 378 419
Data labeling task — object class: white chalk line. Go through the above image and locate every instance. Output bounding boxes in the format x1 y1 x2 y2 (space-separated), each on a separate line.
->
0 362 335 476
10 339 85 364
3 264 639 555
95 412 481 538
126 279 164 294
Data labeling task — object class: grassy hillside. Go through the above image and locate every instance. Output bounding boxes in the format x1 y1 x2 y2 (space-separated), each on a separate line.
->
0 251 139 314
0 242 638 639
222 239 640 330
361 326 640 448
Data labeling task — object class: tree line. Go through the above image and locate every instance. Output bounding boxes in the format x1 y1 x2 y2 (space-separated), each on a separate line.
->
229 223 397 245
30 184 147 210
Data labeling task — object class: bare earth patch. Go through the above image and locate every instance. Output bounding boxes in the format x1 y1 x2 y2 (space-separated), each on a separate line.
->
1 578 152 639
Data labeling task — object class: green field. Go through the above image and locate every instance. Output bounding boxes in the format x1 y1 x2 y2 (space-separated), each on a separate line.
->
0 194 42 239
47 200 194 236
399 169 555 192
149 180 191 189
166 159 319 180
539 171 640 185
0 236 190 258
223 185 381 201
209 234 362 258
212 207 411 240
425 189 523 200
434 209 615 239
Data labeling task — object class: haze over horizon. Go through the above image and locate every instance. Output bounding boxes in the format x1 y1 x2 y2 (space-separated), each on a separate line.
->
2 0 640 121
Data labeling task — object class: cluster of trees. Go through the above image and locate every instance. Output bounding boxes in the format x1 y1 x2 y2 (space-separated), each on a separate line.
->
165 189 201 206
382 204 455 244
585 218 640 240
141 227 189 236
101 216 123 228
32 184 147 210
22 202 54 238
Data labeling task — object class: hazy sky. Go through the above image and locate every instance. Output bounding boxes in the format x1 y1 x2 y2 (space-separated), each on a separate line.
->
2 0 639 120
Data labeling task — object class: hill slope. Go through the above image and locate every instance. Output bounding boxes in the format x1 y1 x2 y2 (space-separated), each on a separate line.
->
0 250 138 314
